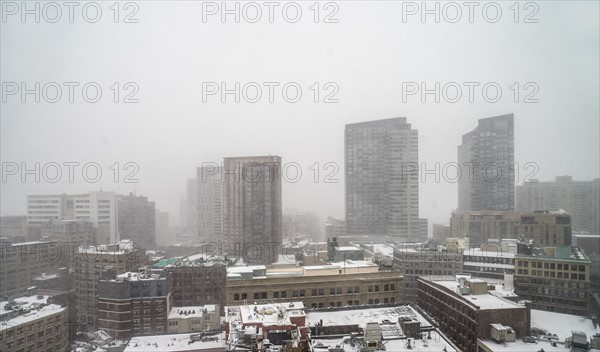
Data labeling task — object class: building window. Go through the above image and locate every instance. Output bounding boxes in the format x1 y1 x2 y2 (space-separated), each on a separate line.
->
336 287 342 294
355 287 360 293
368 285 373 293
330 288 335 295
281 291 287 298
234 294 240 301
312 289 317 297
348 287 353 294
390 284 394 291
273 292 279 299
293 290 298 298
318 288 324 296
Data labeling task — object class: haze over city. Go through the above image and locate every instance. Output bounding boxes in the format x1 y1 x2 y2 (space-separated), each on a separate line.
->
2 1 598 227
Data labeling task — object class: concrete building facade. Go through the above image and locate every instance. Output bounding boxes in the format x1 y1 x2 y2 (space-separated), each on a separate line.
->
515 245 591 316
345 118 419 242
223 156 282 264
227 261 403 308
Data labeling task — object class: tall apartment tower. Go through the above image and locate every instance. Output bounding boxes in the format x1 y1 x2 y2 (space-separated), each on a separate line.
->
117 193 156 249
222 156 282 264
458 114 514 212
345 118 419 242
196 166 223 242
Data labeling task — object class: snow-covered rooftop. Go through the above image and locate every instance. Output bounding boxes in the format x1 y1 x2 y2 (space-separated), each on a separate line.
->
311 331 457 352
123 332 226 351
78 240 138 254
306 305 432 329
478 339 571 352
0 295 65 329
168 305 217 320
427 278 526 310
229 302 305 327
530 309 600 340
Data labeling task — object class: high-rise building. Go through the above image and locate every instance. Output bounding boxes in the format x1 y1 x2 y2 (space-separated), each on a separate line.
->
27 191 119 244
516 176 600 236
195 166 223 242
345 118 419 242
222 156 282 264
117 193 156 249
458 114 514 212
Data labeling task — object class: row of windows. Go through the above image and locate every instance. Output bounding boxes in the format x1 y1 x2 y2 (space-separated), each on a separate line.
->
309 297 397 308
518 261 586 272
517 269 586 280
232 284 397 301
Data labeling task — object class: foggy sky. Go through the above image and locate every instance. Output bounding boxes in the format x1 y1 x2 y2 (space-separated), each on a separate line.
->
1 1 599 227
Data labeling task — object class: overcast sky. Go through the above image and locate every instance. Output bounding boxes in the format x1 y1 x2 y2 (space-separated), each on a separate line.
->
1 1 599 227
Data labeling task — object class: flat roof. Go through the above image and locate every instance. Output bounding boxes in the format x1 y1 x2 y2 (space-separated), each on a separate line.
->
311 331 456 351
168 305 217 320
123 333 226 351
226 302 305 330
0 295 65 328
478 339 571 352
530 309 600 340
306 305 432 329
423 278 526 310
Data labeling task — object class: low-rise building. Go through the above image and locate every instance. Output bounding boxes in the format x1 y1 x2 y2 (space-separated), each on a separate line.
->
307 305 458 351
225 301 309 351
164 261 227 315
0 240 62 300
74 240 147 327
462 244 516 280
392 244 462 303
227 260 402 308
167 305 220 334
515 245 591 316
97 268 172 339
123 332 226 352
0 294 69 352
417 276 530 352
450 210 572 246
